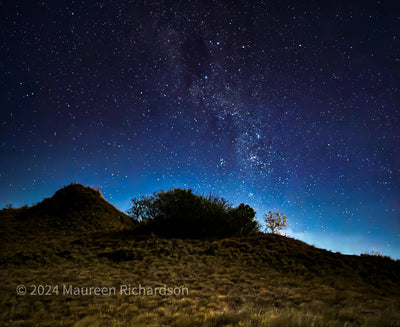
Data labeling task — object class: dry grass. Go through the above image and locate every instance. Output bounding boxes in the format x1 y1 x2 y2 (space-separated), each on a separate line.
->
0 226 399 326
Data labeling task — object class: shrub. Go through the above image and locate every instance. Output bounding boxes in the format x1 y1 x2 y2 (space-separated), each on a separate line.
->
128 188 259 238
127 194 160 223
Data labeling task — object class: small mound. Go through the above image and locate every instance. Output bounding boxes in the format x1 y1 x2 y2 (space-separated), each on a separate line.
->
17 183 135 232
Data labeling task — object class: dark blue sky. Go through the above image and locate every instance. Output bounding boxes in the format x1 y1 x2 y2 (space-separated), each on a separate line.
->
1 0 399 258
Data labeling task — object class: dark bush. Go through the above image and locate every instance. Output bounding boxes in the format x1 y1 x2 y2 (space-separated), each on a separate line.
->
128 188 259 238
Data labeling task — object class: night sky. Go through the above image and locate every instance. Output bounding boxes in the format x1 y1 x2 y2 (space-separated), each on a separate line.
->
1 1 399 258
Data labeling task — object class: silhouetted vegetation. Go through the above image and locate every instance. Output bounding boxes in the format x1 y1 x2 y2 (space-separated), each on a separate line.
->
128 188 259 238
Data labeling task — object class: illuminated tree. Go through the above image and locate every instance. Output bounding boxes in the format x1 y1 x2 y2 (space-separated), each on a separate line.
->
264 211 287 234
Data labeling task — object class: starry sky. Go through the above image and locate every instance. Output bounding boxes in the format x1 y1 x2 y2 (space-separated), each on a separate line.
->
1 0 399 258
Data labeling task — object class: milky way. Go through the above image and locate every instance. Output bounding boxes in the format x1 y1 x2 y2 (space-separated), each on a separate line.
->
1 0 399 257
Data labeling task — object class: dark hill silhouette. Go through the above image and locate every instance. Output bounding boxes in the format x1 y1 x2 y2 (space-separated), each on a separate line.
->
2 183 135 232
0 184 399 325
1 183 398 286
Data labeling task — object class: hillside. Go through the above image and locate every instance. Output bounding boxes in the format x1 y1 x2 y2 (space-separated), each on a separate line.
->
0 184 399 326
0 183 135 233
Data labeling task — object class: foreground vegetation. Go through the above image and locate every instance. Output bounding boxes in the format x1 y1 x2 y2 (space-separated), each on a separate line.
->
1 228 399 326
128 188 259 238
0 184 399 326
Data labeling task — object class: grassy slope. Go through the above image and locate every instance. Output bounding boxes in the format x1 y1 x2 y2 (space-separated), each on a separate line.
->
1 228 399 326
0 186 399 326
